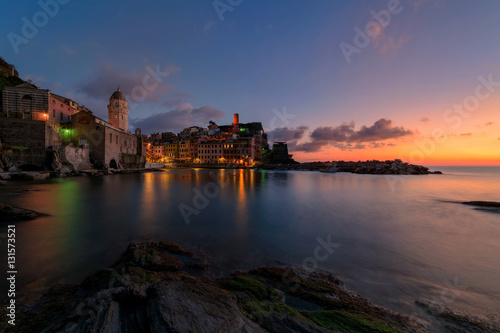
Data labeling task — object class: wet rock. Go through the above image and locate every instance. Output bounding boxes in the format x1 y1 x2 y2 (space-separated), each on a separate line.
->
8 165 19 172
0 173 11 180
416 300 500 333
9 242 485 333
0 204 47 221
12 172 50 181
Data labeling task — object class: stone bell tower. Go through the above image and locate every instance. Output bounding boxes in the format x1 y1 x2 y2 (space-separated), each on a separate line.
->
108 87 128 130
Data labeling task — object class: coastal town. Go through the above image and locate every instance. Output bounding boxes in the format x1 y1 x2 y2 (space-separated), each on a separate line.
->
0 57 440 179
0 57 301 176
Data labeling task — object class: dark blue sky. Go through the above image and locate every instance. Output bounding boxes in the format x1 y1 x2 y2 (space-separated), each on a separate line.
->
2 0 500 163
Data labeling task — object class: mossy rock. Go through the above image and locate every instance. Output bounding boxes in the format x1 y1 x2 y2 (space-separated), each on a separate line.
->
304 310 404 333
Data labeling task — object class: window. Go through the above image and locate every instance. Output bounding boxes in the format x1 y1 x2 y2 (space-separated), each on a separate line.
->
53 109 55 117
110 133 112 143
115 114 118 119
60 113 63 121
122 114 124 120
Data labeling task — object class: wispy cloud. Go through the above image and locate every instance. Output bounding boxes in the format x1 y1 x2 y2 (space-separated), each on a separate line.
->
373 34 412 54
61 44 77 55
130 103 225 133
23 74 61 91
77 61 181 104
204 20 217 32
420 116 430 122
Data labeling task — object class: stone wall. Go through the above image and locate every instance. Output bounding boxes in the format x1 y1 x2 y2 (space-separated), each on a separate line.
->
121 153 146 169
0 118 49 149
5 149 48 170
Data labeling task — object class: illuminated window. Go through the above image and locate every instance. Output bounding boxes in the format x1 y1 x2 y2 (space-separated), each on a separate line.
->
115 114 118 119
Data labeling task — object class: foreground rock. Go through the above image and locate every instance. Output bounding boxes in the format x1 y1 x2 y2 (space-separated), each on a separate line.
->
4 242 497 332
0 204 47 221
0 241 432 333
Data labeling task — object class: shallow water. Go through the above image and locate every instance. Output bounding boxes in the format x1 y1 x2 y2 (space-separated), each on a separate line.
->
1 166 499 328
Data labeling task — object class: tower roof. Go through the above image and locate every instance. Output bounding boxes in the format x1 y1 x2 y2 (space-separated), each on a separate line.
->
110 87 127 101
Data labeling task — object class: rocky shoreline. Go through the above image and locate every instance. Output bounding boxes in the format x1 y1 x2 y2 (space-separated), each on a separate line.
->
0 159 441 184
259 159 442 175
1 242 498 333
0 167 163 183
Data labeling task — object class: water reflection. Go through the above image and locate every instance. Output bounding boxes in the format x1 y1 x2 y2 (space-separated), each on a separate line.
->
0 167 499 320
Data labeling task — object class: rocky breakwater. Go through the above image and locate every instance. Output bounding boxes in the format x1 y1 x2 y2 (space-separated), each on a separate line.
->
336 160 442 175
0 241 433 333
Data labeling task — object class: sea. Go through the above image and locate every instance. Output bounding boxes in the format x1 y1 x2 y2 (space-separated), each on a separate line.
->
1 166 499 331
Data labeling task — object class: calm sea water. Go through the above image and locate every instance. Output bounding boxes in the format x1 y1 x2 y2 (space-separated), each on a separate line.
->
1 166 499 328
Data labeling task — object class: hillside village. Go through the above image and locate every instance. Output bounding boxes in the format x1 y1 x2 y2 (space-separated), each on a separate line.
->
0 57 294 175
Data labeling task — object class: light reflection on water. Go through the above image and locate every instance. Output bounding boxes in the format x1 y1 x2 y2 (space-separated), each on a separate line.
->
1 167 499 322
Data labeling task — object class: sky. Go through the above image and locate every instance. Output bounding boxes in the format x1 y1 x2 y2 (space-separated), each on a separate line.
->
1 0 499 165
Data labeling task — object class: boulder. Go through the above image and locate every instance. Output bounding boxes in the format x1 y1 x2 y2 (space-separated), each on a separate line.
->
0 204 47 221
60 167 71 175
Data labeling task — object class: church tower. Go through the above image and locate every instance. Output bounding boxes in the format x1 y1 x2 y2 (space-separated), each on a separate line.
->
108 87 128 130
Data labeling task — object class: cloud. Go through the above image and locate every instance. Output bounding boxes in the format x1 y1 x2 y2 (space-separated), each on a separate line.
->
420 117 430 122
23 74 61 91
409 0 430 11
267 126 308 142
351 119 413 141
131 103 225 133
485 122 494 126
288 141 325 153
61 44 77 55
370 23 411 55
376 35 412 54
459 133 472 136
204 21 217 32
311 119 413 143
78 62 181 103
310 122 355 142
290 119 411 153
163 92 192 108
